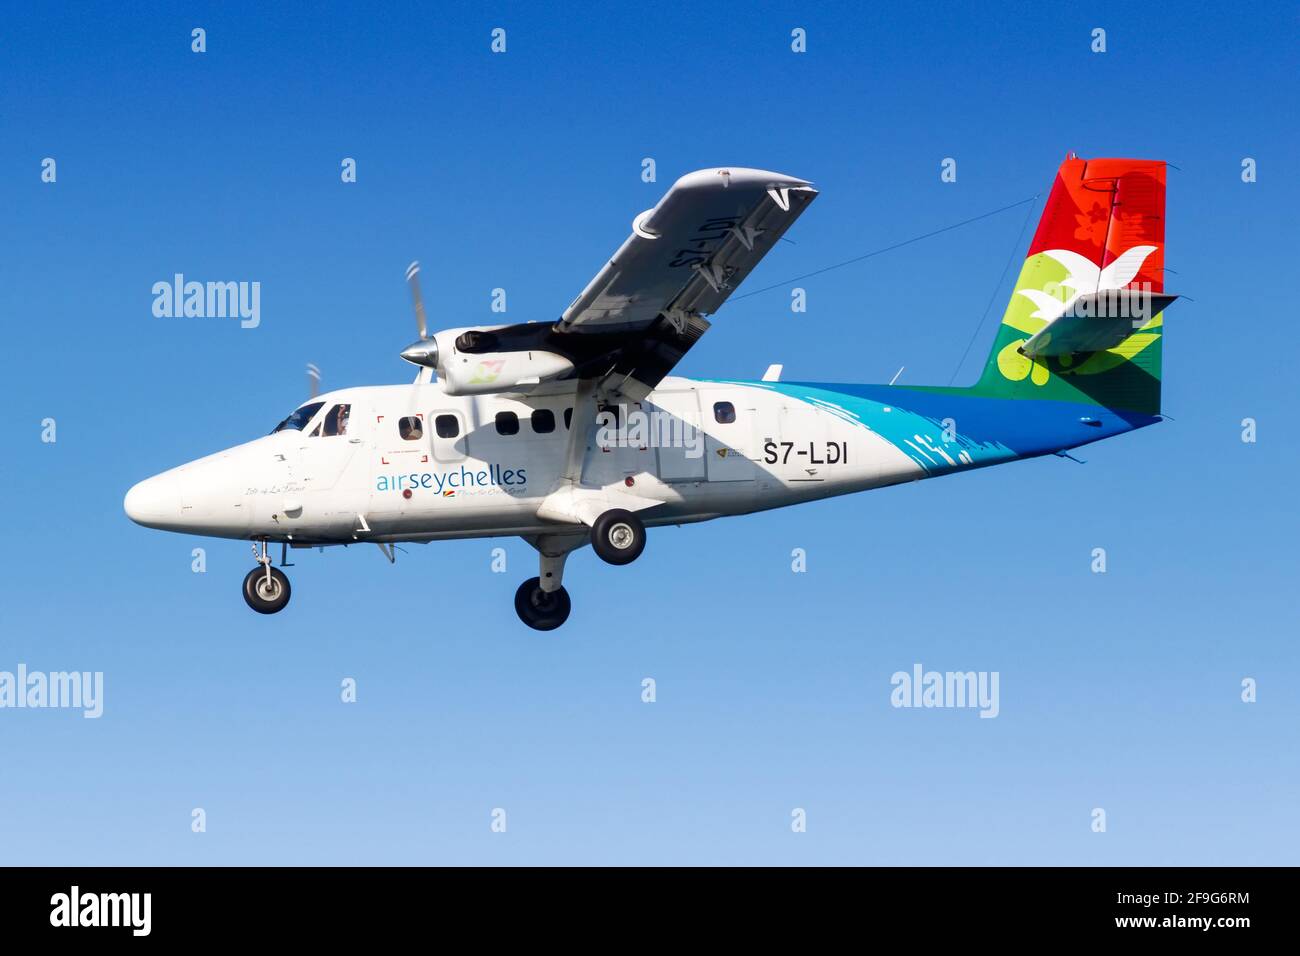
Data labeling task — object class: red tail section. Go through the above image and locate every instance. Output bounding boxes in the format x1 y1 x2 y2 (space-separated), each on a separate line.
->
1028 156 1167 294
973 155 1169 415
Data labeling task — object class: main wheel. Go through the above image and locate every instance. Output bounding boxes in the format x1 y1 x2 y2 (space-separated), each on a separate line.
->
590 509 646 566
514 577 571 631
243 565 291 614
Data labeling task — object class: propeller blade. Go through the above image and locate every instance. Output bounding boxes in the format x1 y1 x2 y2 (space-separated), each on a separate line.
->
406 260 428 340
307 362 321 399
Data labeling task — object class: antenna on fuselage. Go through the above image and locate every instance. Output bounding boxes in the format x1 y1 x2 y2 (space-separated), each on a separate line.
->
307 362 321 399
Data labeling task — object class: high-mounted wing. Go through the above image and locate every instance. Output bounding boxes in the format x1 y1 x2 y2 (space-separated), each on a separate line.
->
560 167 817 335
399 168 816 402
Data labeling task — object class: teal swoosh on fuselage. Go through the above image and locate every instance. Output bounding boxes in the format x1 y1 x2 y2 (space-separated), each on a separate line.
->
711 380 1161 476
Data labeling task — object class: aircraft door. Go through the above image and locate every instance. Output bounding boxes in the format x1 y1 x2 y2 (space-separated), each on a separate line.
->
650 390 707 482
295 400 369 491
699 389 760 482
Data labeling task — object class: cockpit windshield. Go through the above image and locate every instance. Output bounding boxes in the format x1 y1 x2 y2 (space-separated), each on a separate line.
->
271 402 325 434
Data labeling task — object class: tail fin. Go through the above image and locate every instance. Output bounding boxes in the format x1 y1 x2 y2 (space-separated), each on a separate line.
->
972 156 1167 416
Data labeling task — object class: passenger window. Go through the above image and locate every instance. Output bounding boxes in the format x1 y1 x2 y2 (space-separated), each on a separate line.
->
322 404 352 436
531 409 556 434
495 411 520 436
434 414 459 439
398 416 423 441
713 401 736 424
563 408 573 430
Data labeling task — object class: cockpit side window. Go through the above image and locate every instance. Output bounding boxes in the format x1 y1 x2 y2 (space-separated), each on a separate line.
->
320 404 352 437
271 401 325 434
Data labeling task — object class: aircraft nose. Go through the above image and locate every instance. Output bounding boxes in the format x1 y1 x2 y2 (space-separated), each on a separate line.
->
124 474 181 528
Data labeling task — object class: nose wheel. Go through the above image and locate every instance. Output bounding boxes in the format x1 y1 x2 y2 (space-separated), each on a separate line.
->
514 577 571 631
515 532 586 631
243 540 292 614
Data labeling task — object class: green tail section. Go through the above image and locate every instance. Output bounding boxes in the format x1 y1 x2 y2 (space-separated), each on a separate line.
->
971 257 1165 414
968 156 1168 416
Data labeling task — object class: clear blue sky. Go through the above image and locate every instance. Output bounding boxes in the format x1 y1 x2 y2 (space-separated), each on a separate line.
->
1 0 1296 864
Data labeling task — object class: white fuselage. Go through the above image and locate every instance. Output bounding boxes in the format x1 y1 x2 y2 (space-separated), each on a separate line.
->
123 376 926 545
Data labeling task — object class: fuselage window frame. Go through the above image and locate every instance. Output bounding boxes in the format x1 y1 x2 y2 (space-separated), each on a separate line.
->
531 409 556 434
495 411 520 436
398 416 423 441
434 414 460 439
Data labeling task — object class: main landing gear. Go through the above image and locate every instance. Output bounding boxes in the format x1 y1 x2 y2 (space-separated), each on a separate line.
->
515 511 647 631
243 539 291 614
589 509 646 566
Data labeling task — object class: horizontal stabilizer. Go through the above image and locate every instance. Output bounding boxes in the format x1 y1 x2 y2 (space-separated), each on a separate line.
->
1019 291 1177 359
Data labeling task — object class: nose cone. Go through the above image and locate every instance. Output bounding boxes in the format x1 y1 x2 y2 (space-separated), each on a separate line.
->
124 474 181 528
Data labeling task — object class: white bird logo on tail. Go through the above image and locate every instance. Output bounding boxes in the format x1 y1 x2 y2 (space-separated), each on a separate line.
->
1017 245 1158 322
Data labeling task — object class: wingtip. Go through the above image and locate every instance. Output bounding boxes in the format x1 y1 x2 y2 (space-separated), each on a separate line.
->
673 167 813 191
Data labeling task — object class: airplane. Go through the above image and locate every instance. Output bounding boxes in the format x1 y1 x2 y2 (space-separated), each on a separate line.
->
124 156 1173 630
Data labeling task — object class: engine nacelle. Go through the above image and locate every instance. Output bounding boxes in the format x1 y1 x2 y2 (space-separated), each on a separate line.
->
441 346 575 396
402 326 576 396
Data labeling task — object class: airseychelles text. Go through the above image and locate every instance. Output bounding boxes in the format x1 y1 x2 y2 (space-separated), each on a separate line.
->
376 463 526 493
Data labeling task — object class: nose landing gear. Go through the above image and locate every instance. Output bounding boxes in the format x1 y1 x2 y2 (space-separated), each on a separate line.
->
515 533 584 631
243 540 292 614
514 577 571 631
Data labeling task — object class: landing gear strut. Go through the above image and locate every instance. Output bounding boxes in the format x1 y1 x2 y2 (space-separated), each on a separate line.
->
515 534 582 631
243 539 291 614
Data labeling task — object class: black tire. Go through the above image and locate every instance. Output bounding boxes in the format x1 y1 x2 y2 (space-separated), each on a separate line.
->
590 509 646 565
243 565 291 614
514 576 571 631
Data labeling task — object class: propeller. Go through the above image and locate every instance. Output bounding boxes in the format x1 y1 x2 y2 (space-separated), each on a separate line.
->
400 260 440 372
306 362 321 399
406 260 428 339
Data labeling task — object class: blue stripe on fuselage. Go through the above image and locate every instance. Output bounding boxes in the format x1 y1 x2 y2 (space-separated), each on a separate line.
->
714 380 1160 477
